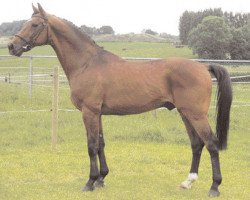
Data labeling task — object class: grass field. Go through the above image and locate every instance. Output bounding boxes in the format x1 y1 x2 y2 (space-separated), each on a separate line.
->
0 42 196 58
0 43 250 200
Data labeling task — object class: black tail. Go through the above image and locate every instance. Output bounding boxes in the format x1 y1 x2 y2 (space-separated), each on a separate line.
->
208 64 233 150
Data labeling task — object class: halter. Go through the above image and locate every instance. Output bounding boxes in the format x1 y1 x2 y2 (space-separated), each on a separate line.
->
15 15 49 50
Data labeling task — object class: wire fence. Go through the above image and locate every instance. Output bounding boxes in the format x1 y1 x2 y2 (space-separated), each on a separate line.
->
1 54 250 101
0 55 250 147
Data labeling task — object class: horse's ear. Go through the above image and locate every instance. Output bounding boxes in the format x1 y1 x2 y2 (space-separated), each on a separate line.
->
37 3 47 19
32 3 39 15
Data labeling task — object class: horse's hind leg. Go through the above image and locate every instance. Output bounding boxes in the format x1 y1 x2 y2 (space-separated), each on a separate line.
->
179 113 204 189
184 113 222 197
94 116 109 188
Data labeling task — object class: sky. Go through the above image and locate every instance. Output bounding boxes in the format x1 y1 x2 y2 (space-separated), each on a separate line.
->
0 0 249 35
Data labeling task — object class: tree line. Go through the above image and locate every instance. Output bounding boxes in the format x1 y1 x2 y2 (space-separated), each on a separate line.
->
0 20 26 36
179 8 250 59
0 20 179 43
0 20 115 37
80 25 114 36
0 20 173 38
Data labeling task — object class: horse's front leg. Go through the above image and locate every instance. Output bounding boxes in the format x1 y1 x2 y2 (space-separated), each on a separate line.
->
94 116 109 188
82 107 100 192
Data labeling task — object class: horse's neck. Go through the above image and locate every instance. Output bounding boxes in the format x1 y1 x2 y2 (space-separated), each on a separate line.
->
48 17 101 80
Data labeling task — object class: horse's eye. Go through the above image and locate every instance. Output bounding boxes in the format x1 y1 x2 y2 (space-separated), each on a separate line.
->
32 24 38 28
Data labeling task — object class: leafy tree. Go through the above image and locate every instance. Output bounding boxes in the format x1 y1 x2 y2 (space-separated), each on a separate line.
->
179 11 195 45
80 25 98 36
98 26 115 35
179 8 223 44
241 21 250 59
229 20 250 59
188 16 232 59
144 29 158 35
80 25 114 36
0 20 26 36
179 9 249 45
229 28 247 59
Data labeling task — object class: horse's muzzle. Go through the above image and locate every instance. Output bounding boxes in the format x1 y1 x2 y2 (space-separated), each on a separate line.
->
8 43 24 57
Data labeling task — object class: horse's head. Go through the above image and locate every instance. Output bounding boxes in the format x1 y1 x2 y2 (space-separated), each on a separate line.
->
8 3 49 56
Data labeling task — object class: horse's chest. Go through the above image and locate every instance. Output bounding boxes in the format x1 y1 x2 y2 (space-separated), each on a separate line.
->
70 83 103 112
70 92 83 110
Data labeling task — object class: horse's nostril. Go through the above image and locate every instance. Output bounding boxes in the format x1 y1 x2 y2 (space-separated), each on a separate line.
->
8 43 14 50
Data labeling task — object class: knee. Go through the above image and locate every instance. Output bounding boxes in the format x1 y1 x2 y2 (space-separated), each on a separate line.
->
88 143 98 157
206 136 219 154
191 141 204 154
99 137 105 148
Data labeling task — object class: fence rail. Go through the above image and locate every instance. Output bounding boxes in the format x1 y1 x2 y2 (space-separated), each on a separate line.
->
1 55 250 95
1 55 250 148
1 54 250 63
1 55 249 84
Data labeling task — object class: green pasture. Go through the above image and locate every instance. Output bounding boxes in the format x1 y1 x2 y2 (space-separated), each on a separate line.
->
0 43 250 199
0 43 249 77
0 41 196 59
0 42 197 79
0 83 250 200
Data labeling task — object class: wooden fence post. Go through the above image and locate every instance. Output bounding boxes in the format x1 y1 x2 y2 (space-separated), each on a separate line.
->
8 73 10 83
51 66 59 150
28 57 33 98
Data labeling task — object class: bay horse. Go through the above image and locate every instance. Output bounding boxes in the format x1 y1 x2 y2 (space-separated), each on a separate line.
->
8 4 232 197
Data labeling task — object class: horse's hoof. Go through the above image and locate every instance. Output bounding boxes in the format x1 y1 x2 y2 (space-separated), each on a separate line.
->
180 180 192 189
208 189 220 197
82 185 95 192
94 179 105 188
